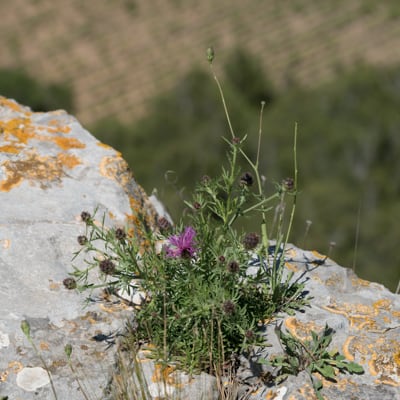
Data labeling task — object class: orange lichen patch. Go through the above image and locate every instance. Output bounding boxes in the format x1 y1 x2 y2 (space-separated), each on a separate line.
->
287 384 318 400
265 390 279 399
0 97 25 112
392 310 400 318
0 370 9 382
0 117 36 144
373 299 392 311
311 274 323 284
351 277 371 288
151 364 191 388
98 303 125 313
48 280 61 291
46 125 72 134
0 144 22 153
50 135 85 150
323 300 391 330
80 312 100 325
56 152 81 168
311 250 326 260
0 151 70 191
325 272 344 287
394 351 400 367
8 361 23 373
108 211 116 220
285 248 298 258
343 336 356 361
367 340 400 385
284 317 322 341
322 300 380 330
342 335 371 362
284 262 299 272
99 155 130 182
97 141 118 152
40 342 50 351
152 364 176 383
1 239 10 249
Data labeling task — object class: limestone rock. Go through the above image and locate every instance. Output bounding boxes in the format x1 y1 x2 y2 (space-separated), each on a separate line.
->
237 245 400 400
0 96 158 399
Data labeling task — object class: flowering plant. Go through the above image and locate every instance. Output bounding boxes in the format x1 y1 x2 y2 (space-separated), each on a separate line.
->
67 49 308 376
165 226 197 258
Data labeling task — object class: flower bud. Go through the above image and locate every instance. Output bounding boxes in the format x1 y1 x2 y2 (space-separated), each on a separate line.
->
206 47 215 64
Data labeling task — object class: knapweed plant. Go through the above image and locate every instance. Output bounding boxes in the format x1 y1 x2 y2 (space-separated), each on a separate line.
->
68 48 308 377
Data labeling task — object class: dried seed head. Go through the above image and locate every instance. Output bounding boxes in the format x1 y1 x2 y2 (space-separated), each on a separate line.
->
240 172 253 187
222 300 236 315
80 211 91 223
77 235 88 246
218 255 226 263
245 330 255 340
63 277 77 290
227 260 240 273
243 232 260 250
115 228 126 241
99 259 116 275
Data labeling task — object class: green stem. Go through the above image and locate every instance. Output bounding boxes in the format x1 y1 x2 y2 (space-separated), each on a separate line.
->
284 122 298 247
210 64 235 139
28 338 58 400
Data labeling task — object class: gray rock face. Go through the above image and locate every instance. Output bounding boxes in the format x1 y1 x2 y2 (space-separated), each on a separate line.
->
235 246 400 399
0 97 158 399
1 97 399 400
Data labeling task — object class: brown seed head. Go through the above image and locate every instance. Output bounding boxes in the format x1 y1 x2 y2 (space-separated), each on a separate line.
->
77 235 88 245
63 277 77 290
222 300 236 315
243 232 260 250
227 260 240 273
80 211 91 223
99 259 116 275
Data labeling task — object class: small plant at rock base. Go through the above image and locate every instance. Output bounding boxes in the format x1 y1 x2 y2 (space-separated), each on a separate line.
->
68 47 309 390
270 323 364 399
20 320 58 400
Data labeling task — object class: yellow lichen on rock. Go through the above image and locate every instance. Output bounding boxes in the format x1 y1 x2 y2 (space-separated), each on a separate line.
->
284 317 323 341
0 150 78 191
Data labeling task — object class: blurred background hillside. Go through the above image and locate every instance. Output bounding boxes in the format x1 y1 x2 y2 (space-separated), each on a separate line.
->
0 0 399 291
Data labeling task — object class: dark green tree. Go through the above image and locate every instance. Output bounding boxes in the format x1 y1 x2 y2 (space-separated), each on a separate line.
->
0 68 74 112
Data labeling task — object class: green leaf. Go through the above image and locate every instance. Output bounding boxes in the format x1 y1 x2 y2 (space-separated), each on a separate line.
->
345 362 364 374
314 363 336 379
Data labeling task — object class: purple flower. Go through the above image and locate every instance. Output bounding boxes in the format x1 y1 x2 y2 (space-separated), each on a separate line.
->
165 226 197 258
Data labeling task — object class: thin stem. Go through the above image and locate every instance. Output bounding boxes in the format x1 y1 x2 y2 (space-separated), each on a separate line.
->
238 147 269 249
67 360 91 400
28 338 58 400
284 122 299 246
209 64 235 139
352 200 361 272
256 101 266 168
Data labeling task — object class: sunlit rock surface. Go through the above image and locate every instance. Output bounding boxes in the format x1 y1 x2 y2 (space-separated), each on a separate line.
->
0 97 158 399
